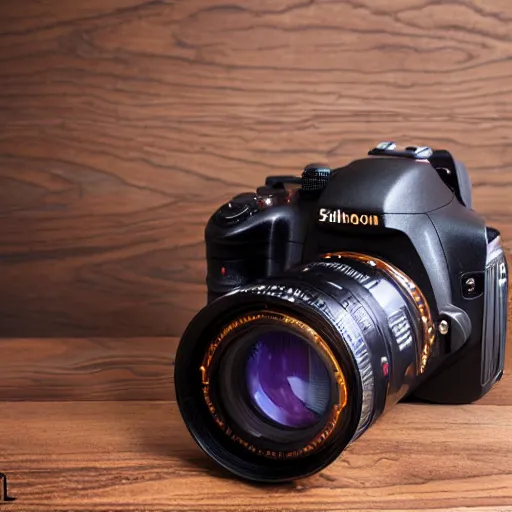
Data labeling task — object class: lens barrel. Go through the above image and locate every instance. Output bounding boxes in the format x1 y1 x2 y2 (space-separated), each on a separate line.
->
175 253 431 481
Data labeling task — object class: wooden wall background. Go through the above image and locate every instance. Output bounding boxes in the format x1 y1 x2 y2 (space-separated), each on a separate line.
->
1 0 512 339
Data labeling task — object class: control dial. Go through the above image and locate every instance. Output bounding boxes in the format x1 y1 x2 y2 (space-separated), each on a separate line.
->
301 163 331 192
215 194 259 226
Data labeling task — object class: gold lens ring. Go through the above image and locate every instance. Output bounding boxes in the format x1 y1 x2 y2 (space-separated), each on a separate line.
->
323 252 436 373
200 311 348 459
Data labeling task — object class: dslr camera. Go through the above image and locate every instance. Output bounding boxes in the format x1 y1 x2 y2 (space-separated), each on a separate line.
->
175 142 508 482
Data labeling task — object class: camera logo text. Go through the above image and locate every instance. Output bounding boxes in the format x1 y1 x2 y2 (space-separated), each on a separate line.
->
318 208 380 226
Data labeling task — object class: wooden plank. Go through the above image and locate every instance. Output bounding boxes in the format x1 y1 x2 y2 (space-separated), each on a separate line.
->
1 0 512 337
0 338 176 401
1 401 512 511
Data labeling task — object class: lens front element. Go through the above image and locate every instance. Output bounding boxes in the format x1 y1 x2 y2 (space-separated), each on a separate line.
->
200 311 348 460
246 331 332 429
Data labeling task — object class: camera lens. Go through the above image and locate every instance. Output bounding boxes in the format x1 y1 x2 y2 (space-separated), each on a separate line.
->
245 331 331 428
175 252 433 482
204 312 348 458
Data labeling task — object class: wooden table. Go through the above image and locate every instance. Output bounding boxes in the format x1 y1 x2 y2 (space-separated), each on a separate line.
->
1 335 512 512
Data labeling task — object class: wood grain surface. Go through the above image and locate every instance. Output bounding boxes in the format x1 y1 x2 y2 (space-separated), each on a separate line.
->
0 337 176 401
1 400 512 511
0 334 511 403
2 0 512 337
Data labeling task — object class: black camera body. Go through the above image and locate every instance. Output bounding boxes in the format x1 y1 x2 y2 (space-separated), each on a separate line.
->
175 142 508 482
205 143 508 405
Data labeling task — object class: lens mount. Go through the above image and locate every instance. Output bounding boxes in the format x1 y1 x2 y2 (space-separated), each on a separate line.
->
324 252 435 372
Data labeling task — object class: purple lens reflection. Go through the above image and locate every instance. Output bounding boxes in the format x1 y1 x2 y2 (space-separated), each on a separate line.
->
245 331 331 428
